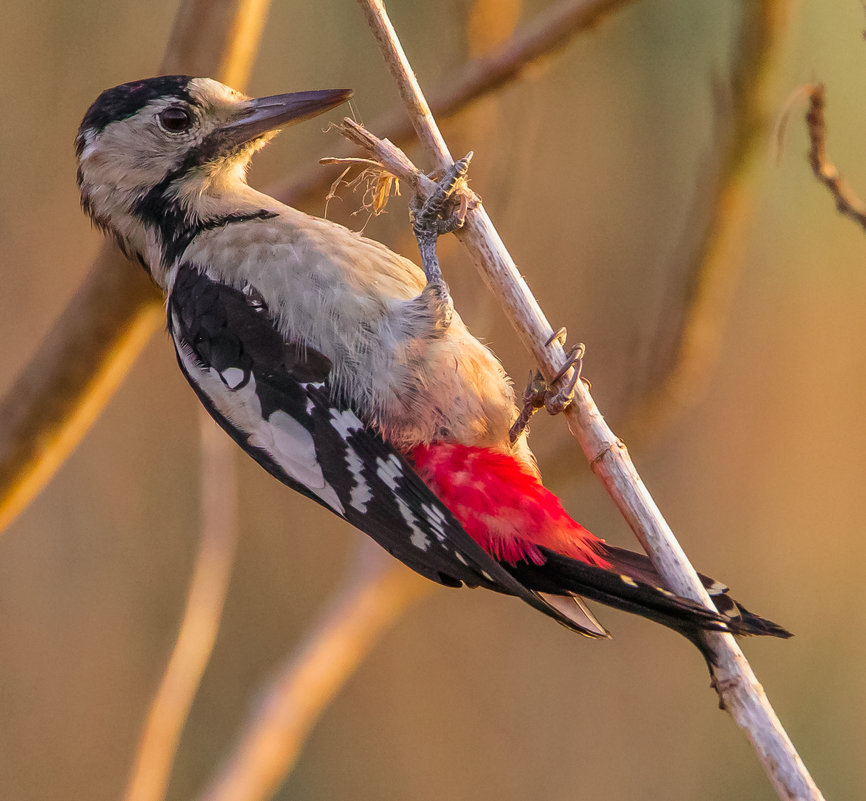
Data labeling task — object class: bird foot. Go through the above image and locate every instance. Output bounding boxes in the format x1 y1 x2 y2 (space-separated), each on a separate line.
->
509 338 587 443
410 153 474 285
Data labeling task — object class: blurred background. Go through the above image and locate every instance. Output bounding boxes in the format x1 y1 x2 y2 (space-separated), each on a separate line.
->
0 1 864 799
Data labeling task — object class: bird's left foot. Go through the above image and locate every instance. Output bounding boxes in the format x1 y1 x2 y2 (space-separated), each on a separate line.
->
509 334 587 443
410 153 474 285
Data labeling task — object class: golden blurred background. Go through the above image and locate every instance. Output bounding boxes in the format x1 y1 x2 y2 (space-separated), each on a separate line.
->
1 1 864 799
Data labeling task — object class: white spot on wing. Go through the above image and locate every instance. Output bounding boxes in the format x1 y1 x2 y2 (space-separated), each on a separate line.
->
421 502 449 542
376 454 404 490
221 367 246 389
375 456 428 550
329 409 363 437
408 522 429 551
173 332 344 514
250 409 344 512
345 447 372 513
389 495 429 551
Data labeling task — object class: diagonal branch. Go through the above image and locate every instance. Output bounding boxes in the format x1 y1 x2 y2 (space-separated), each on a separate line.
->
0 0 272 535
0 0 635 538
161 0 272 87
351 1 824 800
0 252 162 534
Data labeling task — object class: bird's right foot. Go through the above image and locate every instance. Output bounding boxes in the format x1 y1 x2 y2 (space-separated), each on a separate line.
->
509 337 586 443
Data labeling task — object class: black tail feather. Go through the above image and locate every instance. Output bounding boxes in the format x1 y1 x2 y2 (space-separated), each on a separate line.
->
601 545 792 640
505 545 791 651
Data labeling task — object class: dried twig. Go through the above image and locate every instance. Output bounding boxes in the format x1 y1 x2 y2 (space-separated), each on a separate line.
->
805 82 866 231
0 0 272 535
0 0 631 537
351 1 824 799
123 412 238 801
320 156 401 216
195 541 428 801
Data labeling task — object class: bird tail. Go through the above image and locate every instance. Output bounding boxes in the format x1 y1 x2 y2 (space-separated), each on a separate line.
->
506 544 791 661
599 544 792 639
410 441 791 656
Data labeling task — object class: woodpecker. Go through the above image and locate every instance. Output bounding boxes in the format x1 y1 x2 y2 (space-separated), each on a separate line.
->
76 76 790 658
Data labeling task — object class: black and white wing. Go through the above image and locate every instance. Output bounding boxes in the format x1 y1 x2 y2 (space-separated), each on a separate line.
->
166 262 591 631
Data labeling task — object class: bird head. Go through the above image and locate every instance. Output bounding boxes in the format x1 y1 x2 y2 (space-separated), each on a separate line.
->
76 75 352 263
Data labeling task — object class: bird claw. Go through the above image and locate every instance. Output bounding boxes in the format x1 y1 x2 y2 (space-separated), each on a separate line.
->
545 327 568 348
410 153 474 285
546 342 585 414
509 372 547 443
412 153 473 231
509 342 587 443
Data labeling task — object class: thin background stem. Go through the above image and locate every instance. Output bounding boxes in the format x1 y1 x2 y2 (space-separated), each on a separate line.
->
196 542 428 801
625 2 792 441
123 412 239 801
109 3 270 799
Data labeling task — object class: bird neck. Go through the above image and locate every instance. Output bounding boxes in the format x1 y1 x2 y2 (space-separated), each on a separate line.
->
84 161 275 287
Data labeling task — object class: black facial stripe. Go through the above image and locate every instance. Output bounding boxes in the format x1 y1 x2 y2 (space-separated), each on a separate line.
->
132 155 278 267
132 163 191 247
163 209 279 267
78 75 197 141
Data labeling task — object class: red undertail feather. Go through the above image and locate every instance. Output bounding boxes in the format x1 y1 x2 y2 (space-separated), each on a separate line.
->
409 443 608 568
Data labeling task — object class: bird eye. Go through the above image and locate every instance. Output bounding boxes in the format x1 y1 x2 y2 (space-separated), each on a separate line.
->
158 107 193 133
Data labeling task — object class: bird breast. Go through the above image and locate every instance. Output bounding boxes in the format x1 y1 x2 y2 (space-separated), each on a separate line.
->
180 202 526 457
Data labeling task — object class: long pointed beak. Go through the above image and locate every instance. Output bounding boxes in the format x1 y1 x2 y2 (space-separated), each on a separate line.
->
222 88 353 146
